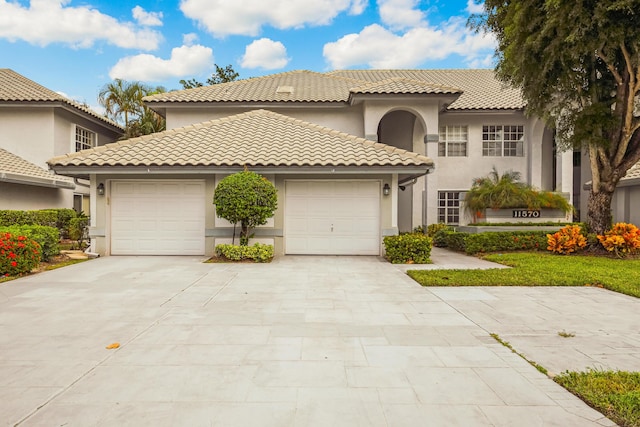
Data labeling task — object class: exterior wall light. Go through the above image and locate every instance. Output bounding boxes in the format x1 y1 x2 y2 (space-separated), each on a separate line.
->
97 183 105 196
383 183 390 196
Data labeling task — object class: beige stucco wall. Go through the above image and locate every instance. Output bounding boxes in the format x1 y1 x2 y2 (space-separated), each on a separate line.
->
0 182 72 210
612 185 640 226
165 106 365 137
0 107 55 169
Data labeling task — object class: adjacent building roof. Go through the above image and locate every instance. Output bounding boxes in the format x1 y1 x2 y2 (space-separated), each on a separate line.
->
619 162 640 186
0 68 122 130
330 69 525 110
49 109 434 176
0 148 75 189
144 69 524 111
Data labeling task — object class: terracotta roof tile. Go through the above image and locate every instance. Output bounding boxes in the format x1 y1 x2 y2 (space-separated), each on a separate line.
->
49 109 434 170
0 148 75 189
331 69 524 110
144 69 524 110
350 77 462 95
144 70 364 104
0 68 122 129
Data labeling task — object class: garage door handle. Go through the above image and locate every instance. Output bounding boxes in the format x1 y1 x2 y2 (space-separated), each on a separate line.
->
331 224 333 232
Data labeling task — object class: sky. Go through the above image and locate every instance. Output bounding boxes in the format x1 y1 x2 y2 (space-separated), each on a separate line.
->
0 0 494 112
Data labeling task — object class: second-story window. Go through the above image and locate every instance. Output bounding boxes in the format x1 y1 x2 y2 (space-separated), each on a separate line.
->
438 125 468 157
75 126 96 152
482 125 524 157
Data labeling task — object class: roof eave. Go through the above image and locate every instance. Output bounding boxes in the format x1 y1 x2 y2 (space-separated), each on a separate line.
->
0 172 76 189
50 164 434 179
349 93 460 106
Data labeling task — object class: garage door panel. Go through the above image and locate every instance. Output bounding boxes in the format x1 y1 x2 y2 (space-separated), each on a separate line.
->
110 180 205 255
285 180 380 255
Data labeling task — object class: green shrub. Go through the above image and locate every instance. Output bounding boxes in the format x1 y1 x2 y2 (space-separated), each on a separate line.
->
444 231 469 252
427 223 450 237
0 225 59 261
68 216 89 250
449 231 548 254
383 233 433 264
0 209 78 238
215 243 274 263
432 227 454 247
0 232 41 276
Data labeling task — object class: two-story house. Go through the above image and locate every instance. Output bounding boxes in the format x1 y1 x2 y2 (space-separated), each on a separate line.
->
0 69 123 211
49 69 574 257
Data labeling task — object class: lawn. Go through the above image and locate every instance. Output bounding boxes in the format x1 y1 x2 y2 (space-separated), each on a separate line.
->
408 252 640 298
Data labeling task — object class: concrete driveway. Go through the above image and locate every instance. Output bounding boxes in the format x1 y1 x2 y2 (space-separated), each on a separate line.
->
0 254 625 426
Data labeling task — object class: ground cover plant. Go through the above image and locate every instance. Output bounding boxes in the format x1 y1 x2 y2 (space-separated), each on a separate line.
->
554 370 640 427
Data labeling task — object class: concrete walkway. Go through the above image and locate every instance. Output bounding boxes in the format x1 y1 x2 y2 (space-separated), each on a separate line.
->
0 252 632 426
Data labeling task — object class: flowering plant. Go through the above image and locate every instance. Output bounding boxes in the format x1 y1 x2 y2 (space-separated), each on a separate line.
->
0 232 41 276
547 225 587 255
597 223 640 258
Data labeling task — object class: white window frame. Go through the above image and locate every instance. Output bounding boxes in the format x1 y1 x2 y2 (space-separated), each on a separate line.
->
482 125 524 157
438 125 468 157
75 126 96 152
438 191 463 225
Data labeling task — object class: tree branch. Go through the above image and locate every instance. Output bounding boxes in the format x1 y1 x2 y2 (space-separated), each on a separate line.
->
597 46 623 85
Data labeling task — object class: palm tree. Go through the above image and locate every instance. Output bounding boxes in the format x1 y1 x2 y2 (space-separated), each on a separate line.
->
98 81 166 138
98 79 147 129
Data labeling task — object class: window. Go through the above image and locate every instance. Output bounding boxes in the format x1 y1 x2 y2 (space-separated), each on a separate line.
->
438 125 467 157
75 126 96 152
482 125 524 157
438 191 462 225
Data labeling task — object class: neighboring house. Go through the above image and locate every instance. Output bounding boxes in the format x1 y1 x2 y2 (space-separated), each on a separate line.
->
609 162 640 225
49 69 574 257
0 69 123 211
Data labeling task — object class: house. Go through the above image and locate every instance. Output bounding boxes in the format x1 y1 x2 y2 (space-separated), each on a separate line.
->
609 162 640 225
0 69 123 211
48 69 574 257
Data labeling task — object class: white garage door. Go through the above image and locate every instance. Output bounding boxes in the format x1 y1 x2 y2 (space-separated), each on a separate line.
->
285 180 381 255
110 180 205 255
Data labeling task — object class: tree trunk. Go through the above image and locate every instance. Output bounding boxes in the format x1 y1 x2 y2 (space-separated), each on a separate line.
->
240 221 250 246
587 189 614 235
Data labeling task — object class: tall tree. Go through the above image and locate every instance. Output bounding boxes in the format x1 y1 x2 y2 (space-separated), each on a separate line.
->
179 64 239 89
98 80 166 139
473 0 640 234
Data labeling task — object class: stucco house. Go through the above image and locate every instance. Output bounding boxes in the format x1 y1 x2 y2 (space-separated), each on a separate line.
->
48 69 574 257
0 69 123 211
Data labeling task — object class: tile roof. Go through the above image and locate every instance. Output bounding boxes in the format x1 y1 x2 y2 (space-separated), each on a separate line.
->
144 69 524 110
0 148 75 189
330 69 525 110
144 70 364 104
622 162 640 181
49 109 433 172
0 68 122 130
350 78 462 95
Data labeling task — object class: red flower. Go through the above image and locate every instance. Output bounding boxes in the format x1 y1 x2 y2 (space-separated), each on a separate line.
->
8 252 16 259
10 261 17 267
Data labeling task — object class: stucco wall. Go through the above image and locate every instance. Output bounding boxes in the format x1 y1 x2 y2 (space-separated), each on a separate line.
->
0 107 55 169
0 182 72 210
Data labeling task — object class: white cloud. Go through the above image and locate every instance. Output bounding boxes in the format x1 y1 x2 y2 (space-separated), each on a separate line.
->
323 20 496 69
183 33 199 45
179 0 366 37
0 0 162 50
378 0 425 31
349 0 368 14
132 5 163 27
109 45 214 81
240 38 289 70
466 0 485 14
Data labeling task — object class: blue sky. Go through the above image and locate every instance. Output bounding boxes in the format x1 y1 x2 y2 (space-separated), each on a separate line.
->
1 0 493 112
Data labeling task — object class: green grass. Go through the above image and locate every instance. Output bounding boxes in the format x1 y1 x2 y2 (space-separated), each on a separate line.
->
408 252 640 298
490 333 548 375
555 370 640 427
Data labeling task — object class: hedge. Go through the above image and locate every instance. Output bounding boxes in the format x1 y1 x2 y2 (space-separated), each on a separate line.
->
0 209 77 238
442 230 548 254
215 243 274 263
383 233 433 264
0 225 60 261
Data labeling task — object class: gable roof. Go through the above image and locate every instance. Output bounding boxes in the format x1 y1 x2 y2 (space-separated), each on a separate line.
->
144 70 363 104
330 69 525 110
0 69 122 130
143 69 524 111
0 148 75 189
49 109 434 177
